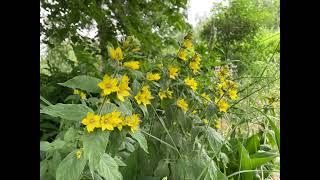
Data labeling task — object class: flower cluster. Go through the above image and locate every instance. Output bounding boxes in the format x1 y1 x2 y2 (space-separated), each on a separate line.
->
158 88 173 100
73 89 87 100
214 66 239 112
189 53 201 74
135 85 154 106
81 112 141 133
98 74 131 102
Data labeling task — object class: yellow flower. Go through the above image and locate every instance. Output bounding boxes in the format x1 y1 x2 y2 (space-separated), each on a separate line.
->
156 63 163 68
158 88 173 100
182 39 192 49
193 53 201 63
100 111 123 131
76 150 82 159
177 48 187 61
215 120 221 129
98 74 119 96
203 119 209 125
124 61 140 70
216 99 229 112
219 66 230 77
228 89 238 100
125 114 141 133
82 112 101 133
116 75 131 102
158 90 167 100
177 98 188 112
189 61 200 73
168 66 179 79
131 47 140 52
108 47 124 61
146 73 161 81
74 90 87 100
165 88 173 99
226 80 238 90
184 77 198 91
73 89 80 95
135 85 154 106
201 93 211 102
192 110 197 115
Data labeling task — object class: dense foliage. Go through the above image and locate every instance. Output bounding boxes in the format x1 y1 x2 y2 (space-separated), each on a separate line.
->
40 0 280 179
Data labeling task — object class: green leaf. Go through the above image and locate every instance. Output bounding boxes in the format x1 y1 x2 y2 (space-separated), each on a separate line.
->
96 153 122 180
130 130 149 153
83 130 110 174
154 159 169 177
64 127 77 142
250 151 278 169
58 75 102 93
40 160 48 178
216 170 228 180
51 139 66 150
40 103 93 121
40 141 52 151
56 150 87 180
114 156 127 166
245 134 260 154
207 127 224 154
267 118 280 151
100 102 118 114
238 142 253 180
139 105 149 119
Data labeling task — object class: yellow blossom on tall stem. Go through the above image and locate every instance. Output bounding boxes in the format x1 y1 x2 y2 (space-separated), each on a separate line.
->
184 77 198 91
168 66 179 79
124 61 140 70
116 75 131 102
228 89 238 100
98 74 119 96
100 111 123 131
201 93 211 102
216 99 229 112
146 73 161 81
177 48 187 61
182 39 192 49
177 98 188 112
124 114 141 133
189 61 200 73
158 90 167 100
135 85 154 106
193 53 201 63
76 150 82 159
108 47 124 61
81 112 101 133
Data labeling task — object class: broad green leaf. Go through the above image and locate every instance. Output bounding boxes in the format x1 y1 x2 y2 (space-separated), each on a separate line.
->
130 130 149 153
207 127 224 153
40 103 93 121
56 150 87 180
250 151 278 169
58 75 102 93
48 151 62 177
83 130 110 173
64 127 77 142
216 170 228 180
114 156 127 166
96 153 122 180
51 139 66 150
40 141 52 151
245 134 260 154
238 142 253 180
154 159 169 177
268 118 280 151
100 102 118 114
40 160 48 178
139 105 149 119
